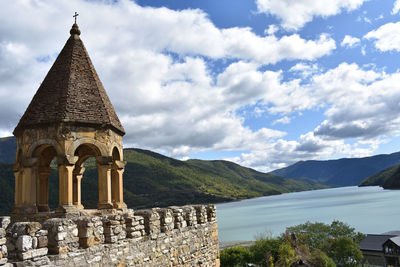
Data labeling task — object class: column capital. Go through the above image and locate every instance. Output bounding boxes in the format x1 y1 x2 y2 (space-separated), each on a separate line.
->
114 160 127 170
73 166 85 176
22 157 39 168
12 162 21 172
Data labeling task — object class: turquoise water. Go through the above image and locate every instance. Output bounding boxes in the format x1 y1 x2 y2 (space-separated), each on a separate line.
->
216 186 400 242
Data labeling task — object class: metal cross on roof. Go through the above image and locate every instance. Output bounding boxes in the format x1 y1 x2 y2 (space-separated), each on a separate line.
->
73 12 79 24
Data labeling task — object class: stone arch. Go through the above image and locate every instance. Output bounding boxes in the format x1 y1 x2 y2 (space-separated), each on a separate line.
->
66 138 108 157
27 139 62 158
112 146 120 161
72 143 102 210
32 144 58 212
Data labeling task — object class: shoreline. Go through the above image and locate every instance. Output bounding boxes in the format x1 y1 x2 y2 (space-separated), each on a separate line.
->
219 240 255 250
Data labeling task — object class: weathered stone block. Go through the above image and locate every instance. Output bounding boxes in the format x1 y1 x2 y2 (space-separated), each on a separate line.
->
79 236 101 248
55 232 67 241
35 230 48 237
0 217 10 230
0 258 7 265
16 235 32 252
18 247 48 260
37 236 48 248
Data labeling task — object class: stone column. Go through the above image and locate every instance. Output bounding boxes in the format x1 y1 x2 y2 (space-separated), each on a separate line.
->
73 165 85 210
56 155 78 213
12 162 23 213
112 160 127 209
96 156 113 209
19 157 39 214
37 166 51 212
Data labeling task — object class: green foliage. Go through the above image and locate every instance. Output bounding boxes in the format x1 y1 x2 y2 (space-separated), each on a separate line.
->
361 163 400 189
308 249 336 267
276 242 297 267
359 164 400 186
250 235 284 266
220 246 252 267
328 237 363 267
221 221 363 267
286 220 365 251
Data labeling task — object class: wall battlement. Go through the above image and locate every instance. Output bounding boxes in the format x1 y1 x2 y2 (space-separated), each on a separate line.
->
0 204 219 266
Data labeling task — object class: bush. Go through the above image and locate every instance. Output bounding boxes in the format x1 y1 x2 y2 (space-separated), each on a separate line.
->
328 237 363 267
308 249 336 267
276 242 297 267
220 246 252 267
250 236 283 266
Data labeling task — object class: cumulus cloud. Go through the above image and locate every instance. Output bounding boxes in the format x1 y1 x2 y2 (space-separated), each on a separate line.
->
227 62 400 170
256 0 367 30
272 116 291 125
364 22 400 52
227 132 350 172
0 0 334 167
1 0 398 172
341 35 360 48
393 0 400 14
289 63 319 78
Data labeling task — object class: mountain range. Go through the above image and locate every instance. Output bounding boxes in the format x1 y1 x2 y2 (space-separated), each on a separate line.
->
0 137 324 214
271 153 400 187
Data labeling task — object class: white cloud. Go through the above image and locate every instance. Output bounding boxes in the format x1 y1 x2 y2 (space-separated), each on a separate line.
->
256 0 367 30
272 116 291 125
265 24 278 35
0 0 398 173
393 0 400 14
289 63 319 77
227 132 350 172
341 35 360 48
364 22 400 52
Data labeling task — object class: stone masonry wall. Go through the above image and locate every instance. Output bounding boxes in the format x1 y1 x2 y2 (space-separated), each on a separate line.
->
1 204 219 267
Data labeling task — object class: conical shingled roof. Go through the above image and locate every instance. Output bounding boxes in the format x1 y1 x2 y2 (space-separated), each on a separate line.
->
14 24 125 136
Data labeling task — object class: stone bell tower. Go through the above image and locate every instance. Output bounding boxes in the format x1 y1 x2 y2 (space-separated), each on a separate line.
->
12 22 127 217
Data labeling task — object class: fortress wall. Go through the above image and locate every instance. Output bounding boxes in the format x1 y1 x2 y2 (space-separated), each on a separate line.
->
1 204 219 267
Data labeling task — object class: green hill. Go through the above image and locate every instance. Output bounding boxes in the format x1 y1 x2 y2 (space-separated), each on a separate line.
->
271 153 400 187
0 137 325 214
359 164 400 188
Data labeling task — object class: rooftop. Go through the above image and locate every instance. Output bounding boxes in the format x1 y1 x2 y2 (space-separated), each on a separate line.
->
14 23 125 136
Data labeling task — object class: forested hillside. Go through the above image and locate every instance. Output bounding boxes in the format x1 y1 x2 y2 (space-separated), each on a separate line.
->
0 137 324 214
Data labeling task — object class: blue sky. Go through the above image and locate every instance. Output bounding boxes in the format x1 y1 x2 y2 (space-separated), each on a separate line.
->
1 0 400 171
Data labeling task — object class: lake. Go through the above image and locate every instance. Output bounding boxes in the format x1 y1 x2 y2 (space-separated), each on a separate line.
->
216 186 400 243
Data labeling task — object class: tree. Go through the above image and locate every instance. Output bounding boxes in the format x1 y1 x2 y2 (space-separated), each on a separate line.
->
308 249 336 267
328 237 363 267
220 246 252 267
250 236 283 266
286 221 365 252
276 242 297 267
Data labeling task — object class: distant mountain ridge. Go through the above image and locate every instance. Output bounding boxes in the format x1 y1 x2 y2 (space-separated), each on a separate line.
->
0 137 324 214
271 152 400 187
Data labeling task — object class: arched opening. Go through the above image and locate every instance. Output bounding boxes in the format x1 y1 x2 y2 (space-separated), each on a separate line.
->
74 144 101 210
32 144 58 212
